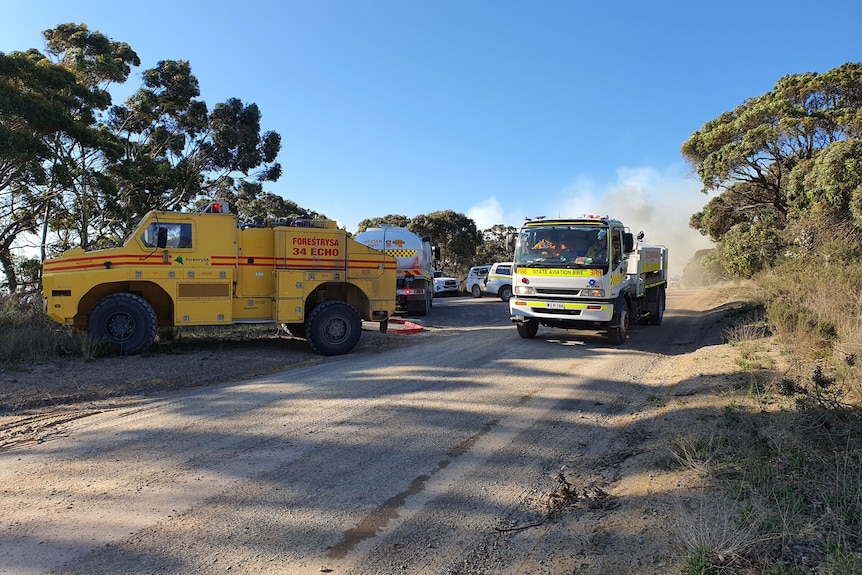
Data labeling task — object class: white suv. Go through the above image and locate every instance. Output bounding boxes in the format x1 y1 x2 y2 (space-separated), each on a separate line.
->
432 270 459 296
485 262 513 301
466 265 491 297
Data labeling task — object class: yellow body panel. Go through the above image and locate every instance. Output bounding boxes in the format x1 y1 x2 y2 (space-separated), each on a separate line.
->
42 210 397 333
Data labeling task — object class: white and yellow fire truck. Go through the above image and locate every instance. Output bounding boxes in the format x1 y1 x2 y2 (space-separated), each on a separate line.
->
506 215 668 344
42 202 397 356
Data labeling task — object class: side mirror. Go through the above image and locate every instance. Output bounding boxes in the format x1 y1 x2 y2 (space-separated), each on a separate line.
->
157 227 168 249
623 232 634 253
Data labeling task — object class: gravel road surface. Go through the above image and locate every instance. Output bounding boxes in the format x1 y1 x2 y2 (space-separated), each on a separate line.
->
0 288 741 575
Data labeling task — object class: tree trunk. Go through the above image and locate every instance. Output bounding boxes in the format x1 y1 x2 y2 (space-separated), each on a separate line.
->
0 245 19 294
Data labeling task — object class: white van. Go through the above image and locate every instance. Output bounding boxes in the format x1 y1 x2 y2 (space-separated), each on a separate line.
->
466 265 491 297
485 262 513 301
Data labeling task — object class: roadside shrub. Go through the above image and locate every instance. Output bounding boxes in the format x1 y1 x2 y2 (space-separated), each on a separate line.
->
757 258 862 407
766 300 837 359
0 294 88 362
722 223 786 278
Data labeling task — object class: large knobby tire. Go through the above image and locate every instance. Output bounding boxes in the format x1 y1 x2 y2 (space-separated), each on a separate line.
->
305 300 362 356
88 293 158 355
471 285 482 298
648 287 666 326
607 300 630 345
516 319 539 339
498 285 513 302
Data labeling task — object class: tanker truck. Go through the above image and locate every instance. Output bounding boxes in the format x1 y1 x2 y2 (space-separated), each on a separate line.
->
506 215 667 344
354 225 435 315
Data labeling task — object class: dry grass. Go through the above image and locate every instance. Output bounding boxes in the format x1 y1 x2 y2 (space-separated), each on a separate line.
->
0 294 91 362
669 306 862 574
676 496 766 572
759 260 862 401
0 294 291 365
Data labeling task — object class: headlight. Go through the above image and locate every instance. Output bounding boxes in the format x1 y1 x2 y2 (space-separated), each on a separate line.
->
583 289 604 297
514 285 535 295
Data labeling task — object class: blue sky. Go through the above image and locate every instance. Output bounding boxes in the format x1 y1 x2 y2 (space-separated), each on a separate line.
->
4 1 861 270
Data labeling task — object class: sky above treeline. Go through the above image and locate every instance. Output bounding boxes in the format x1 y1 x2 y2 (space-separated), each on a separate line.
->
4 1 861 270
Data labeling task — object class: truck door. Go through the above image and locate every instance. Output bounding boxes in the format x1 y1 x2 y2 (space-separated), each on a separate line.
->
274 270 305 322
238 228 274 298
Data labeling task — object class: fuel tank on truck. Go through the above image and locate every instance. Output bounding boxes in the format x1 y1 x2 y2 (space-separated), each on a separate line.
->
354 225 433 271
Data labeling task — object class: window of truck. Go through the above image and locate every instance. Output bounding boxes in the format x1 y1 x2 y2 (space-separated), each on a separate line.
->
140 222 193 249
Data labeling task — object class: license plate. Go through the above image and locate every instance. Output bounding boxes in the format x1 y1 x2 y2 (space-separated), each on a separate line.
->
546 302 565 309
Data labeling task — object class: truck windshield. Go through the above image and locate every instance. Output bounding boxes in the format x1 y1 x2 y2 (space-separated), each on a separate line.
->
513 225 609 268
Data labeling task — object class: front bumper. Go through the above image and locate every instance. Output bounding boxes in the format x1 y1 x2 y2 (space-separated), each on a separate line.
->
509 297 614 323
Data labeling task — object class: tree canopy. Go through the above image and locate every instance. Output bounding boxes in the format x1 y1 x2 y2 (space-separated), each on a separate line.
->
0 41 121 290
357 214 411 232
0 23 285 292
2 23 516 292
682 62 862 278
357 212 506 278
410 210 482 273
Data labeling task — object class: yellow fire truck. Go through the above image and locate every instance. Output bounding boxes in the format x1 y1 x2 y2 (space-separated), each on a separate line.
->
42 202 397 356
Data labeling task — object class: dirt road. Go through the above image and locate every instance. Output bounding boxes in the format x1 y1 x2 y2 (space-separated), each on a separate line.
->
0 287 750 574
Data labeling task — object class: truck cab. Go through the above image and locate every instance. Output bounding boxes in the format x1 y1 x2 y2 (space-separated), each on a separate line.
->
507 216 667 344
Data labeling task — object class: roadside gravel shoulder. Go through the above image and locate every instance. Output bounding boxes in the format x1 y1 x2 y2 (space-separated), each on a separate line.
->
0 324 419 414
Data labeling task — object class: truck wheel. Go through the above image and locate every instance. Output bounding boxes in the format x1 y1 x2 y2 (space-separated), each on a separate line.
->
607 300 630 345
648 287 666 326
88 293 158 355
305 300 362 356
516 320 539 339
499 285 512 302
415 292 430 316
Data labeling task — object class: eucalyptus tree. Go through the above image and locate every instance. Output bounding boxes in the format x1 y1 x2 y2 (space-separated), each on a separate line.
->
356 214 411 232
103 60 282 240
682 62 862 277
38 23 140 252
409 209 482 276
0 44 113 290
474 224 517 265
2 22 284 290
207 181 321 224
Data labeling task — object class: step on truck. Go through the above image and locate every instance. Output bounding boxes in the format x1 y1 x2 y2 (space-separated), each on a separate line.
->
42 202 397 356
506 215 668 344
